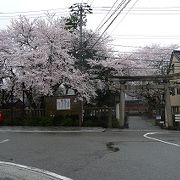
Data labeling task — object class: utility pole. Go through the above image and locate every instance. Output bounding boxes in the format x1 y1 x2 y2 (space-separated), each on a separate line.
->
69 3 92 67
69 3 92 126
79 5 83 62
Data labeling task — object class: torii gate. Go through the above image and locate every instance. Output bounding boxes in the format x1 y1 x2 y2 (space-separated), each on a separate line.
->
109 73 180 129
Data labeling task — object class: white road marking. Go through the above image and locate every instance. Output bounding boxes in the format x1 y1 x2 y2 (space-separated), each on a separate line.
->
0 161 73 180
144 132 180 147
0 139 9 144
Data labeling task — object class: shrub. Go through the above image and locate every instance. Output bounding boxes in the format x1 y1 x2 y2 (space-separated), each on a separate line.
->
53 115 79 126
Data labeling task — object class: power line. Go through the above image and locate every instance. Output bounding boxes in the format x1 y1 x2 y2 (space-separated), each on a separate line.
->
1 6 180 16
0 10 71 20
90 0 133 49
90 0 95 6
93 8 180 12
1 8 180 20
112 34 180 37
0 7 70 15
109 44 141 48
79 0 121 51
91 12 180 15
97 56 170 62
111 37 180 39
116 51 172 54
108 44 179 50
75 0 124 54
109 0 140 36
93 6 180 8
95 0 120 31
96 0 127 32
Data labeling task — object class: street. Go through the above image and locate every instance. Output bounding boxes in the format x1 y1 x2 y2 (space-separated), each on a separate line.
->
0 116 180 180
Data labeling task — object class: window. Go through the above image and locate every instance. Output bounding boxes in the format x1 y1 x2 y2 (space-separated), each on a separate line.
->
171 64 175 73
177 88 180 95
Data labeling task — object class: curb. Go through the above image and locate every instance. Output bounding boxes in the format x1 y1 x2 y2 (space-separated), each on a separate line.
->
0 127 105 133
0 161 73 180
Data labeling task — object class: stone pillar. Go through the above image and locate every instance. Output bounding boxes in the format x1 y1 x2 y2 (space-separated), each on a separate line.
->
116 103 120 120
119 84 125 128
108 108 112 128
165 83 173 128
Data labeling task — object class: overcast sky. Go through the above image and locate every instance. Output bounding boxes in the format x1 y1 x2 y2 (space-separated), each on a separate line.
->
0 0 180 51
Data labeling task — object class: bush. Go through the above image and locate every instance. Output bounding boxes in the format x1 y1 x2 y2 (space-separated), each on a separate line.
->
35 117 54 126
1 115 80 126
1 117 25 126
23 116 54 126
53 115 79 126
112 118 120 128
1 116 54 126
82 116 100 127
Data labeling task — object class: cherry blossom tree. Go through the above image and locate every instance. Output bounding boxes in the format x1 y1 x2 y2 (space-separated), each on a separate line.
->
0 16 97 108
92 44 178 77
1 13 177 110
117 44 178 113
88 44 179 108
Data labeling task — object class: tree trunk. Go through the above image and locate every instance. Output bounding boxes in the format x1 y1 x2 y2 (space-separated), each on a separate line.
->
24 90 37 109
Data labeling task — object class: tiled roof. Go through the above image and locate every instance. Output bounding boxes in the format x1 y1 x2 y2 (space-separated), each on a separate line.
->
173 50 180 61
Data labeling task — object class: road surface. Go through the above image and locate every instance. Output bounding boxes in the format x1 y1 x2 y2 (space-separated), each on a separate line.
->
0 116 180 180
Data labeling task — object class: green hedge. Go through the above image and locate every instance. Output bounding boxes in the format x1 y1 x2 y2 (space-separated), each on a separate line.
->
1 115 79 126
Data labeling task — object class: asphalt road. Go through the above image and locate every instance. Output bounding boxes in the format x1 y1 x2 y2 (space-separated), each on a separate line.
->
0 116 180 180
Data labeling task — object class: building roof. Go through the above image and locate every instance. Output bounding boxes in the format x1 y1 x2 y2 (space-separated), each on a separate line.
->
167 50 180 74
173 50 180 61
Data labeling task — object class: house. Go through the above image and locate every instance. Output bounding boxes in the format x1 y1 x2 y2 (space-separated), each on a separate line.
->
168 50 180 115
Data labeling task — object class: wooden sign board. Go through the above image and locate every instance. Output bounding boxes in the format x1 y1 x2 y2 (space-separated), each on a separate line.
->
44 95 82 117
56 98 71 110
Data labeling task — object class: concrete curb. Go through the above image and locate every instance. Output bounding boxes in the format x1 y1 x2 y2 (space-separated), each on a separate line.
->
0 161 73 180
0 126 105 133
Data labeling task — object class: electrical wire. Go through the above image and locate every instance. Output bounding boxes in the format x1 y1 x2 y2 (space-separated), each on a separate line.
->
95 0 139 48
90 0 133 49
108 44 179 50
0 7 70 15
75 0 124 53
90 0 95 6
95 0 123 32
109 0 140 36
1 7 180 20
1 6 180 16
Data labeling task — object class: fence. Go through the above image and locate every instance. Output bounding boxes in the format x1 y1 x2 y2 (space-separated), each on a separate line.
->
0 109 46 125
83 107 115 128
25 109 46 118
